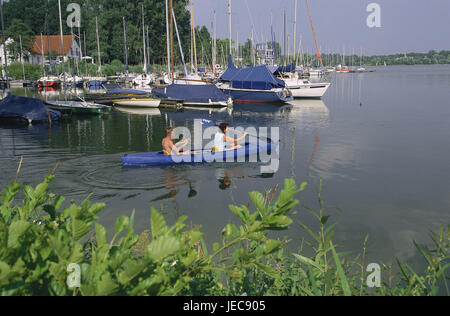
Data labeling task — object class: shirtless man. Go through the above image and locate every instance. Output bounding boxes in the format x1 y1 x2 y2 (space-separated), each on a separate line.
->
162 127 190 155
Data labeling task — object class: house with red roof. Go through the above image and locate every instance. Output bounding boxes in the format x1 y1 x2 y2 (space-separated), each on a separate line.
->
29 35 81 65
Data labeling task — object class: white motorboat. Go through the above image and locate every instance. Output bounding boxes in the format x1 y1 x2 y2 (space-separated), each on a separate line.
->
112 97 161 108
283 77 331 99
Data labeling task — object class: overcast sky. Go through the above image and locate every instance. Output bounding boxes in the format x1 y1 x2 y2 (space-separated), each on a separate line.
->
191 0 450 55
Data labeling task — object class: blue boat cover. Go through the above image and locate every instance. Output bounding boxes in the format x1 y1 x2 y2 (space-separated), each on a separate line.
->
106 88 148 95
0 94 60 122
277 63 296 73
220 56 286 90
152 84 229 103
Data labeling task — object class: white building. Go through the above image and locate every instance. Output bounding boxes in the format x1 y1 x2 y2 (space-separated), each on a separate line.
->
0 38 14 67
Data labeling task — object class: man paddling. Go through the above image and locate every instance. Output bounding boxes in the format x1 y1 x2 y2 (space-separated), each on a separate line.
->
213 123 248 152
162 127 190 155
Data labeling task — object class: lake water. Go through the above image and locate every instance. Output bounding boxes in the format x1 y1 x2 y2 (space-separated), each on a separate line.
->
1 65 449 266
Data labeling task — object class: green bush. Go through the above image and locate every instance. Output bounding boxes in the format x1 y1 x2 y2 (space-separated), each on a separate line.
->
6 62 43 80
0 176 448 296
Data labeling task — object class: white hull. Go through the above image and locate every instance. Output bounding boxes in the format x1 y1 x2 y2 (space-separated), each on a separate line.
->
283 78 331 98
112 98 161 108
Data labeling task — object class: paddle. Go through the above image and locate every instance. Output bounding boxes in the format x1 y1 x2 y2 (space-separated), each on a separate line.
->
200 119 274 144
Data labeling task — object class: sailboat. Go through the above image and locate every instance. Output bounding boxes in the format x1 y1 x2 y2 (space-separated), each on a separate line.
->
278 0 330 99
36 33 61 88
86 17 106 87
217 56 293 104
152 0 231 107
133 8 155 87
44 3 110 115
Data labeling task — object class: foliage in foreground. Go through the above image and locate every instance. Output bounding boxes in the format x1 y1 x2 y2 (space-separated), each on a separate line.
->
0 176 448 296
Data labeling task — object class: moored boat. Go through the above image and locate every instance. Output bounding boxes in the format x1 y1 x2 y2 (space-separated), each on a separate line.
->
152 84 232 107
37 76 61 88
282 76 330 99
112 97 161 108
0 94 61 124
217 57 293 104
44 100 111 115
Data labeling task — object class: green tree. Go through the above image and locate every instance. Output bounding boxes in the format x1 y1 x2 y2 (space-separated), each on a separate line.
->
5 19 33 62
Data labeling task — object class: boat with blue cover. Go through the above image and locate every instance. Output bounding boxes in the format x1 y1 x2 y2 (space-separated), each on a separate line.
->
217 56 293 104
152 84 232 107
122 141 274 166
0 94 61 124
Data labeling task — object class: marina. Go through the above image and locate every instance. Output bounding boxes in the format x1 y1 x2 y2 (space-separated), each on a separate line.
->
0 0 449 298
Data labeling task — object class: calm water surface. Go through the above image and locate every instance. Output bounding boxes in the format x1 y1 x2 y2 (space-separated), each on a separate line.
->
1 65 450 265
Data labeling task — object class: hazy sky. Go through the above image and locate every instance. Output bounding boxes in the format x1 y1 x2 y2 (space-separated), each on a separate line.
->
191 0 450 55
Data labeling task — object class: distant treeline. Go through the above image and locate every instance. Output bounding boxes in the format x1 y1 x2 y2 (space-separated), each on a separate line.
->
3 0 196 65
359 51 450 66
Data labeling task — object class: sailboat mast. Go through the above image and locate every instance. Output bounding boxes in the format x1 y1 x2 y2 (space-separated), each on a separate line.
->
0 0 8 82
170 0 174 80
165 0 171 77
228 0 232 57
283 9 286 66
83 31 87 76
293 0 297 63
190 0 197 72
212 10 216 72
40 33 45 76
58 0 66 85
96 17 102 75
19 35 25 80
172 10 188 77
123 17 128 73
146 25 151 72
305 0 324 73
142 4 147 74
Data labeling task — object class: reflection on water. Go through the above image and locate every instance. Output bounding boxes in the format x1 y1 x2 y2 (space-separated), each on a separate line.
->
114 106 162 117
2 66 450 265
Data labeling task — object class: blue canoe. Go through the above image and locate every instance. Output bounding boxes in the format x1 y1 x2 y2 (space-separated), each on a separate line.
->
122 141 274 166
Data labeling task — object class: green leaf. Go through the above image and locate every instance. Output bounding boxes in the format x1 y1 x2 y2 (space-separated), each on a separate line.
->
321 216 330 225
95 224 107 248
249 191 266 217
330 242 352 296
264 240 282 255
72 219 91 241
96 273 118 296
118 260 147 285
293 254 324 273
188 231 203 247
0 262 11 280
88 203 105 216
229 205 246 223
150 207 167 239
8 220 31 248
114 216 129 234
147 235 181 261
54 195 65 210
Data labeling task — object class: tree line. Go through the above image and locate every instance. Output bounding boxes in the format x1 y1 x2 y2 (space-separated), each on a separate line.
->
3 0 195 66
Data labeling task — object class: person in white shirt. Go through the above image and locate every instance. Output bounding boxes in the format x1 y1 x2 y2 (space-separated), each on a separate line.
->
213 123 248 152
